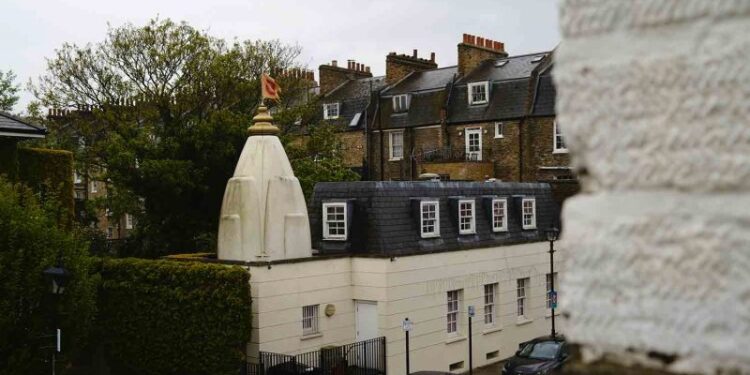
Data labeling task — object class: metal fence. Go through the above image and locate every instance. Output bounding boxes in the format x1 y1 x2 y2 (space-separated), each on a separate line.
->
247 336 386 375
419 146 482 163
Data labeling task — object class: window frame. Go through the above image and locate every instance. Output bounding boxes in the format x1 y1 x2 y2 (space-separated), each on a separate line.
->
389 131 404 161
322 202 348 241
484 283 498 325
302 304 320 336
458 199 476 235
420 200 440 238
517 278 529 318
323 102 340 120
90 180 98 193
464 128 483 161
494 122 504 139
468 81 489 105
125 214 134 230
491 198 508 232
447 289 461 334
521 198 537 230
553 121 568 153
392 94 410 112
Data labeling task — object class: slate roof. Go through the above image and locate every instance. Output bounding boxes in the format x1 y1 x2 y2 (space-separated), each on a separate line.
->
320 76 386 131
459 52 548 84
381 90 447 128
383 66 457 96
447 78 531 124
309 181 559 256
530 67 556 117
0 112 47 138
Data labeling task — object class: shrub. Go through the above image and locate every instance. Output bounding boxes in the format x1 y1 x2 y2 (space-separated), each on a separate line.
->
96 258 251 375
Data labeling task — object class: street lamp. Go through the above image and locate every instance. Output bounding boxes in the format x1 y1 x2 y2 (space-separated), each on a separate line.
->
43 261 70 375
545 227 560 339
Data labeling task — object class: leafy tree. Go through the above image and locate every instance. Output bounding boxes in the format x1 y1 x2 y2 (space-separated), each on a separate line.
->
33 18 314 256
286 123 360 199
0 178 97 375
0 70 20 112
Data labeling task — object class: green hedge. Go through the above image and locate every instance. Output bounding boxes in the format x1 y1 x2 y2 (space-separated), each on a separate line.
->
17 147 74 225
96 258 251 375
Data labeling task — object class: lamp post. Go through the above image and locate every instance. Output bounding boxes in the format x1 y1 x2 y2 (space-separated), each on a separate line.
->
545 227 560 339
43 262 70 375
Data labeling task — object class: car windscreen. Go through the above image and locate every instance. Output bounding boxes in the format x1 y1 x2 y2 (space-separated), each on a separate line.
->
518 341 561 360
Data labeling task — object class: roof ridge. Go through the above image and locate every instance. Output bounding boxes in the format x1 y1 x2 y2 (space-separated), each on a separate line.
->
496 50 551 60
0 111 45 131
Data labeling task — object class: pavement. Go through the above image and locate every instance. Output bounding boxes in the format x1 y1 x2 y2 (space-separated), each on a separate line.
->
470 360 504 375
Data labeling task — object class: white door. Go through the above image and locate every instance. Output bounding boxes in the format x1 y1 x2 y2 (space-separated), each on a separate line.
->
465 128 482 161
355 300 378 341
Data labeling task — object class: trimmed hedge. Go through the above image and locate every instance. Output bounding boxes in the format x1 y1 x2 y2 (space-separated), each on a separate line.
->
17 147 74 225
96 258 251 375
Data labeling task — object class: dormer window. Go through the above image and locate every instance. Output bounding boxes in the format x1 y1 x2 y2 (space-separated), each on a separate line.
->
324 103 340 119
323 202 347 240
491 198 508 232
522 198 536 230
458 199 476 234
393 94 410 112
420 200 440 238
468 82 489 105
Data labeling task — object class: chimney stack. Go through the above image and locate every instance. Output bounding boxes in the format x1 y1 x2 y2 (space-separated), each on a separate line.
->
430 52 435 62
457 33 508 77
385 49 438 85
318 58 373 94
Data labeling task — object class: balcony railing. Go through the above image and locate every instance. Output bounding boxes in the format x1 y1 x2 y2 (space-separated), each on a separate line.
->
418 146 483 163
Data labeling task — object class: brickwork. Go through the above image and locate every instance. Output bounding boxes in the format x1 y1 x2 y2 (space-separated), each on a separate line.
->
385 51 437 85
523 116 572 181
337 131 365 168
318 61 372 95
457 34 508 77
419 161 494 181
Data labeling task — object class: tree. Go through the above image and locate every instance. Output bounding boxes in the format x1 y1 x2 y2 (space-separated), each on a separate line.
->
0 70 20 112
34 18 314 256
0 178 97 375
285 123 360 199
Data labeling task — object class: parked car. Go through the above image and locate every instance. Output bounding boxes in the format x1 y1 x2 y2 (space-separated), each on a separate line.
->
501 335 569 375
266 361 322 375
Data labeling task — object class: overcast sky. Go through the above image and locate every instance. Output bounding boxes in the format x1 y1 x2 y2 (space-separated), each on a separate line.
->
2 0 560 112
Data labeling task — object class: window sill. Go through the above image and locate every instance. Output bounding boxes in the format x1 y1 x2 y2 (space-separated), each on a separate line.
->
494 135 504 139
522 226 537 231
389 158 403 162
322 237 347 242
469 101 489 106
553 149 569 154
482 326 503 335
516 317 533 326
445 335 467 344
420 234 441 239
459 231 477 235
301 333 322 340
492 228 508 233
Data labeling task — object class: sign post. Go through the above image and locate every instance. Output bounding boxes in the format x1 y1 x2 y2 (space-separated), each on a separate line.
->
468 305 475 375
403 317 413 375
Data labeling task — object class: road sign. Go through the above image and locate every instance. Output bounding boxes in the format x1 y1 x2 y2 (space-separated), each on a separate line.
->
468 305 475 317
549 291 558 309
402 318 413 332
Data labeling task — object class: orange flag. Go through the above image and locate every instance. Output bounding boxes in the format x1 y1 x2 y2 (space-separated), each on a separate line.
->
261 73 281 101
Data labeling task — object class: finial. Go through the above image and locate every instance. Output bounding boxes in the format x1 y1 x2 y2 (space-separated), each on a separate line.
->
248 105 280 136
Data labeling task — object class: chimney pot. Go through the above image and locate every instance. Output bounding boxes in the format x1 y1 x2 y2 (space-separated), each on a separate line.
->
493 41 502 51
477 37 485 46
332 60 338 67
463 33 469 43
366 66 371 73
485 39 493 48
430 52 435 62
469 35 476 45
413 49 418 58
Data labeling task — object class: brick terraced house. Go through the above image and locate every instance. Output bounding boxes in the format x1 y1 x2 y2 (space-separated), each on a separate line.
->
308 34 578 204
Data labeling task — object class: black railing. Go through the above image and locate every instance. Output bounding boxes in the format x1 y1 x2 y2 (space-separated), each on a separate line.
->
248 336 386 375
418 146 482 163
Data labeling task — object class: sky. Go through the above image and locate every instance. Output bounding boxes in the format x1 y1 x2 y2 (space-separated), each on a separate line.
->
1 0 560 113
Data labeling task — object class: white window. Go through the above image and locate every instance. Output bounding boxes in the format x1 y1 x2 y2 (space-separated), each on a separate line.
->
302 304 319 336
393 94 410 112
553 121 568 153
125 214 134 230
522 198 536 229
494 122 504 138
465 128 482 161
484 283 498 325
323 203 347 240
517 278 529 317
73 170 82 184
447 289 461 334
468 82 489 105
458 199 476 234
491 198 508 232
420 200 440 238
389 131 404 160
546 273 558 309
90 180 98 193
323 103 340 119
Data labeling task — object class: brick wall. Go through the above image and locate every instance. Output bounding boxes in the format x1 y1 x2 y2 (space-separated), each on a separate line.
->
419 161 494 181
457 34 508 77
385 52 437 85
337 131 365 168
523 116 572 181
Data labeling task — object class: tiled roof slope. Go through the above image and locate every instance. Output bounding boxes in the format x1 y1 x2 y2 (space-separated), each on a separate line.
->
383 66 457 95
309 181 559 256
459 52 548 84
321 76 386 130
530 69 556 117
447 78 531 123
0 112 47 138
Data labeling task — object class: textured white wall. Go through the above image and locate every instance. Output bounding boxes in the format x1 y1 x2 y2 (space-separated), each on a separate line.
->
556 1 750 373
